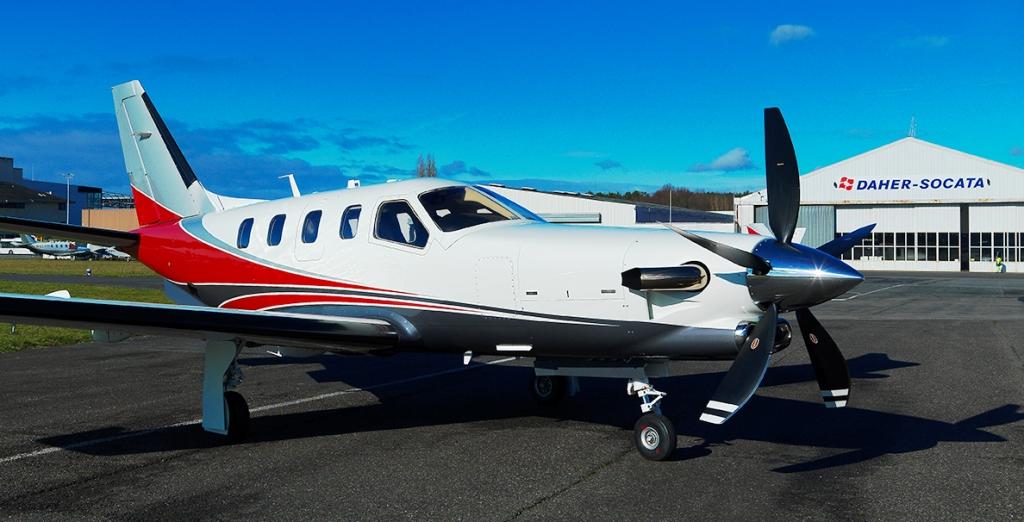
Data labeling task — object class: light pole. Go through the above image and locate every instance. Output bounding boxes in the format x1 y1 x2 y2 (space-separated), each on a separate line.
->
61 173 74 224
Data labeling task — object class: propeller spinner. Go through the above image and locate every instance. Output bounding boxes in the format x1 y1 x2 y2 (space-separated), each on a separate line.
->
669 108 871 424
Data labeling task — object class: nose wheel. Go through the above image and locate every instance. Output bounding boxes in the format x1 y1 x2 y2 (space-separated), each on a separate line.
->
634 413 675 461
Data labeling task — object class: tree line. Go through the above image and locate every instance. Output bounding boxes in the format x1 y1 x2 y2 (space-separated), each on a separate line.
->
590 184 741 211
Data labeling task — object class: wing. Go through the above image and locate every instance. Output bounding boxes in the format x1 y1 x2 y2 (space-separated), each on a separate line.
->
0 217 139 250
0 293 402 352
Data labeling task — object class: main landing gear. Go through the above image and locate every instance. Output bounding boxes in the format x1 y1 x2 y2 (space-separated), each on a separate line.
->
532 360 676 461
202 339 251 442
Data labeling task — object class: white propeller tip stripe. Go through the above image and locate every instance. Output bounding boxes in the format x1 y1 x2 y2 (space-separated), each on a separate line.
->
705 400 739 413
825 400 848 408
820 389 849 398
699 413 727 424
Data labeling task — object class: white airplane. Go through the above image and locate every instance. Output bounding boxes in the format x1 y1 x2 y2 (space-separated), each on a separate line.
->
0 81 875 460
17 234 130 260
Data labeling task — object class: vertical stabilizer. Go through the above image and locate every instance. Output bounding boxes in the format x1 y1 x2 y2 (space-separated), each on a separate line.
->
112 80 217 225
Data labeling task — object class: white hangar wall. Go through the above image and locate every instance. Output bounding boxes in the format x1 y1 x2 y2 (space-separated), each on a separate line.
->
489 185 735 231
736 137 1024 273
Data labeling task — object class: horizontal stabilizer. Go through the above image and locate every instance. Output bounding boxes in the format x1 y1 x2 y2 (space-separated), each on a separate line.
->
0 217 139 249
0 293 401 352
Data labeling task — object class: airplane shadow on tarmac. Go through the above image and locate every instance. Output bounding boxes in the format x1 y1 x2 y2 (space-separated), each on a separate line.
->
38 352 1022 473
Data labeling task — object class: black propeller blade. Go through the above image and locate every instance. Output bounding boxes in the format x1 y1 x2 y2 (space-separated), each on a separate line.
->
817 223 876 258
795 309 850 408
666 225 771 275
764 108 800 244
700 303 777 424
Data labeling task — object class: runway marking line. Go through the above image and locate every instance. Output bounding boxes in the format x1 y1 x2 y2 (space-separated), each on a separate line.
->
832 280 928 301
0 356 517 465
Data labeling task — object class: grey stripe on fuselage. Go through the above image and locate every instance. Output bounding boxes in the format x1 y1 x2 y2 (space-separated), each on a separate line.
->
264 302 737 360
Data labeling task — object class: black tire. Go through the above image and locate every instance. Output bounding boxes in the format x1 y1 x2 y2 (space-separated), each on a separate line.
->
634 413 676 461
530 375 567 405
224 391 250 443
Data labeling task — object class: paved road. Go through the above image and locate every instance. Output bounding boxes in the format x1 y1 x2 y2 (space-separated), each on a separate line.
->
0 272 1022 520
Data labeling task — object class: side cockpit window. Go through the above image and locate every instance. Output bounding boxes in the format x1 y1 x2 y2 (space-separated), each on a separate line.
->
267 214 286 246
340 205 361 239
237 218 254 248
302 210 322 244
375 201 429 248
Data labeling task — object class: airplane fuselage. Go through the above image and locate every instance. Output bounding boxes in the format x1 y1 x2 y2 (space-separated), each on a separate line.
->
133 178 764 360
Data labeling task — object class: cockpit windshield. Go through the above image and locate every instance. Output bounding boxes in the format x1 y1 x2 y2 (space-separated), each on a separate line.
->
418 186 520 232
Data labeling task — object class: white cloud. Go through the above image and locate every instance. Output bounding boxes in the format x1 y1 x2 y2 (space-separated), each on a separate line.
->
770 24 814 46
688 148 755 172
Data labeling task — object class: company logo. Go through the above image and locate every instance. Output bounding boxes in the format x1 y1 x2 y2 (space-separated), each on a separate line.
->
833 177 991 191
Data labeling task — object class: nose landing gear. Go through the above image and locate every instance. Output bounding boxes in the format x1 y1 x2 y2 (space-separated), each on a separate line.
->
627 378 675 461
533 359 677 461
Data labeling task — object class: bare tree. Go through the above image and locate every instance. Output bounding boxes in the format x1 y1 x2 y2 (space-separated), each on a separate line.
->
416 154 438 177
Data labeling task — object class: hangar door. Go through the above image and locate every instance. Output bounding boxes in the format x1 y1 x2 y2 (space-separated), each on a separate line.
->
754 205 834 247
968 206 1024 273
835 205 960 271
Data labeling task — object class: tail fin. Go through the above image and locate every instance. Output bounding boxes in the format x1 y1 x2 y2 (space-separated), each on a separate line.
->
112 80 218 225
19 234 35 245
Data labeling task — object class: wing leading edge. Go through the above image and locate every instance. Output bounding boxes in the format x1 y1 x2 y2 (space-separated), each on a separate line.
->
0 293 402 352
0 217 139 252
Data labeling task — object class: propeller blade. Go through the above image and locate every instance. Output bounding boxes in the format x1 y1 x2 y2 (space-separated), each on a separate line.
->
817 223 876 258
764 108 800 244
700 303 777 424
795 308 850 408
666 225 771 275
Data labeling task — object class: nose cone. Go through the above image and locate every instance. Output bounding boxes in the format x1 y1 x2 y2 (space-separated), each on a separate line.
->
747 240 863 311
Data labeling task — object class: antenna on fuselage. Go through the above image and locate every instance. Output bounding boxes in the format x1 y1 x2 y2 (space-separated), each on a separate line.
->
279 174 301 197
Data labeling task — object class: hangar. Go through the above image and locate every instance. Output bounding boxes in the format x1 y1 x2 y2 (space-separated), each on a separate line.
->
736 137 1024 272
486 184 735 231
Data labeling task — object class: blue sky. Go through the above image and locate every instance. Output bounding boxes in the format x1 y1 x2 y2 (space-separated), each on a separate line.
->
0 1 1021 199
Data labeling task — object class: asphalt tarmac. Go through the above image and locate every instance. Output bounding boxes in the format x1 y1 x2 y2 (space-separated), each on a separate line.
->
1 272 1022 520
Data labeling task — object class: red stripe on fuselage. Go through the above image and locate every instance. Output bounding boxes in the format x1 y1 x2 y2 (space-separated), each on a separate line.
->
224 293 464 312
133 220 399 294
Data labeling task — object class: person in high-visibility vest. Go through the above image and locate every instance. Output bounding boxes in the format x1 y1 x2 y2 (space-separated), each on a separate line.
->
995 256 1006 273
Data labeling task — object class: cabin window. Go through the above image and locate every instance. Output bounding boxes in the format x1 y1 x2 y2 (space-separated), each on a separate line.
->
418 186 518 232
302 210 322 243
237 218 254 248
340 205 361 239
375 201 429 248
267 214 286 246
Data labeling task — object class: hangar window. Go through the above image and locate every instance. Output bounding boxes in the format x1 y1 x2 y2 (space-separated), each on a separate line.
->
267 214 286 246
839 230 960 263
418 186 518 232
340 205 361 239
375 201 429 248
237 218 254 249
302 210 322 244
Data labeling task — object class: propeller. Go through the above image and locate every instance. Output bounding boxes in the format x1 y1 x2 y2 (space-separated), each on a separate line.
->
670 107 870 423
700 303 777 424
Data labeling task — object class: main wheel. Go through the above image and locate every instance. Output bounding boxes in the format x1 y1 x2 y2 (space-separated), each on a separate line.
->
224 391 250 443
530 375 567 405
633 413 676 461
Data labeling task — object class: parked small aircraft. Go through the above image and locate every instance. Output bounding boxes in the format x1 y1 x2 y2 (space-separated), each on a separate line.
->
0 81 875 460
18 234 130 260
